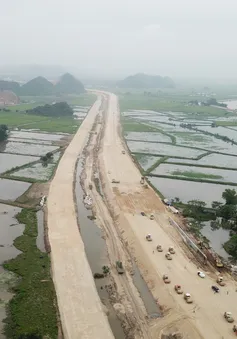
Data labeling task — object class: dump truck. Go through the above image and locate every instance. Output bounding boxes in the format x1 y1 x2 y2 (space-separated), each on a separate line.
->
216 276 226 286
112 179 120 183
165 252 172 260
163 274 171 284
146 234 152 241
168 246 175 254
174 285 183 294
224 312 234 323
116 261 124 274
216 258 224 268
157 244 163 252
184 293 193 304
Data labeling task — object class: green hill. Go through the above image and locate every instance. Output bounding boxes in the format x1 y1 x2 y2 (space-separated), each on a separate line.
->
54 73 85 94
117 73 175 89
20 76 54 96
0 80 21 95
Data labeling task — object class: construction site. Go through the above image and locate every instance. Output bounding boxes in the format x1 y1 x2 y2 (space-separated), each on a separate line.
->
47 91 237 339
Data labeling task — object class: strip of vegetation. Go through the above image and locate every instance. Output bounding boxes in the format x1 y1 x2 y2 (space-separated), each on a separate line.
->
1 174 40 183
3 208 58 338
148 173 237 186
170 170 223 180
145 156 169 174
0 124 8 141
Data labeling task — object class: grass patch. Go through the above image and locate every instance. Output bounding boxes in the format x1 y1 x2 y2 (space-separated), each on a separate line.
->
3 208 58 339
119 94 235 118
171 170 223 180
0 110 81 133
216 121 237 127
122 119 159 132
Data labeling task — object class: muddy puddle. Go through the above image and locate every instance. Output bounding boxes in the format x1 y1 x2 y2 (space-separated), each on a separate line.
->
75 160 126 339
0 178 31 200
131 261 161 318
0 204 25 338
36 210 46 252
0 153 39 174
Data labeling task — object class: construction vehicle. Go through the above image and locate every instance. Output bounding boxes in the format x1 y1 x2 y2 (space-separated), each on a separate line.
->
216 258 224 268
157 245 163 252
140 176 145 184
174 285 183 294
146 234 152 241
163 274 171 284
116 261 124 274
211 286 219 293
233 324 237 334
122 150 125 154
150 214 154 220
184 293 193 304
168 246 175 254
216 276 226 286
112 179 120 183
224 312 234 323
165 252 172 260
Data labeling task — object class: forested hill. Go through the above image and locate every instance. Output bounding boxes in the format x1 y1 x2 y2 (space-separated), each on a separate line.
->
0 73 85 96
54 73 85 94
20 76 54 96
117 73 175 88
27 102 73 117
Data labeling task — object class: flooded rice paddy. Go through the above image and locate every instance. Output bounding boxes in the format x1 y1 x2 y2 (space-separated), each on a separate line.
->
10 131 64 142
166 153 237 168
125 131 171 142
127 141 204 158
10 162 56 181
0 153 39 174
152 164 237 183
1 141 58 156
149 177 236 207
135 155 162 171
0 203 26 337
0 204 25 262
0 179 31 200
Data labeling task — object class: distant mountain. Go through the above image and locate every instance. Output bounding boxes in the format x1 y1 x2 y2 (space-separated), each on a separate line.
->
20 76 54 96
54 73 85 94
0 80 21 94
117 73 175 88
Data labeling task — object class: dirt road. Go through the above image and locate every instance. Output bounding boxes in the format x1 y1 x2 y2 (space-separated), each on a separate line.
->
47 96 114 339
98 91 237 339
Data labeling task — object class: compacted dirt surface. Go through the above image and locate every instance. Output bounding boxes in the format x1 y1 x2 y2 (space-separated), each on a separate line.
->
97 91 237 339
47 97 114 339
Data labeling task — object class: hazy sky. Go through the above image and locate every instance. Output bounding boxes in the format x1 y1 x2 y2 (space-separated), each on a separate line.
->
1 0 237 79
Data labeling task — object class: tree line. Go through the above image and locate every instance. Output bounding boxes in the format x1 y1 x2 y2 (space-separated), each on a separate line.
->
0 124 8 141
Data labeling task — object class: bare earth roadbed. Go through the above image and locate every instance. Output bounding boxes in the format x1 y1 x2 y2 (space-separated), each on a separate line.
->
99 92 237 339
47 96 114 339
